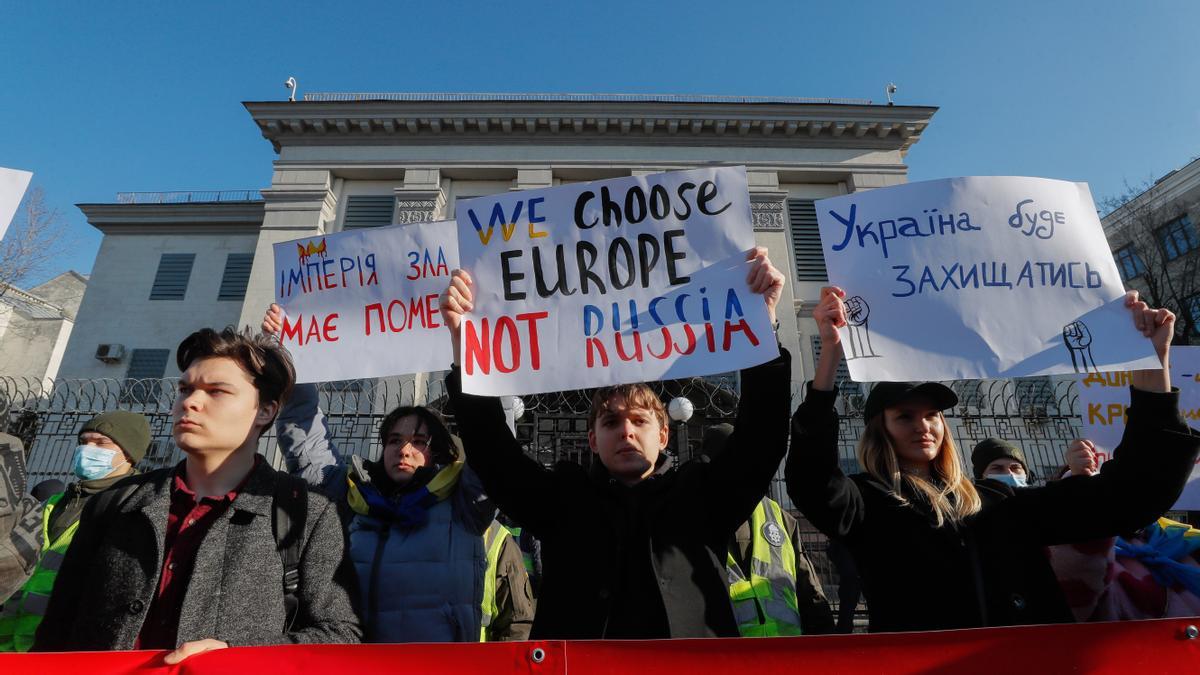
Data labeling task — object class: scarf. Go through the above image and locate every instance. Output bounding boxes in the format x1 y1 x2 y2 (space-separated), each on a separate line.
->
346 460 464 528
1114 518 1200 597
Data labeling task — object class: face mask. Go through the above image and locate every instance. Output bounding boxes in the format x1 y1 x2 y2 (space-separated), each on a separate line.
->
985 472 1028 488
71 444 125 481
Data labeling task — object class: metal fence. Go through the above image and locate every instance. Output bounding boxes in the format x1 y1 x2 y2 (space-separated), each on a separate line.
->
2 373 1091 620
114 190 263 204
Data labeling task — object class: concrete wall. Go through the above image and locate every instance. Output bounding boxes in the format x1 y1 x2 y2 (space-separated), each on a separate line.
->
58 233 257 379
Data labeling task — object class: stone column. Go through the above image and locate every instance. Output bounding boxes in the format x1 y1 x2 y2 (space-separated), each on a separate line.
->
512 168 553 191
237 169 337 329
396 169 449 405
394 168 447 222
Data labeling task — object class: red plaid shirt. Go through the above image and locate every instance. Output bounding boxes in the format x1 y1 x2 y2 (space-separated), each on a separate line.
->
135 459 257 649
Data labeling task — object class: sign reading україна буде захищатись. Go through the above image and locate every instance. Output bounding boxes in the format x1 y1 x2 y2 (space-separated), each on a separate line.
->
816 176 1160 382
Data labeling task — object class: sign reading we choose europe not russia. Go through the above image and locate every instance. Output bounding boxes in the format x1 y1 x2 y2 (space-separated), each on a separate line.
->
455 166 778 396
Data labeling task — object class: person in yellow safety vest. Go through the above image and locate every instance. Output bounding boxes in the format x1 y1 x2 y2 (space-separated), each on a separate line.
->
703 423 835 637
0 411 150 652
498 513 542 595
480 520 535 641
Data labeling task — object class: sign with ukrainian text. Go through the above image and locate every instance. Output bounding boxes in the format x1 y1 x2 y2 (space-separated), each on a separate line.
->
1077 347 1200 509
272 220 458 383
454 166 778 395
0 167 33 241
815 176 1160 381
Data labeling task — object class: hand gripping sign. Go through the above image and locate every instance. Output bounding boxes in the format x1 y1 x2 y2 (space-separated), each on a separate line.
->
815 176 1160 382
455 166 779 396
272 220 458 383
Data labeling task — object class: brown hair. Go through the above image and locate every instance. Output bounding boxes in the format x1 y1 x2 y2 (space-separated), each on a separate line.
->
588 383 668 430
857 413 981 527
378 406 457 466
175 327 296 431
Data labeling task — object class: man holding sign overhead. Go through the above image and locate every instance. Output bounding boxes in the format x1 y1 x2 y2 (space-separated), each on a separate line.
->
440 167 789 639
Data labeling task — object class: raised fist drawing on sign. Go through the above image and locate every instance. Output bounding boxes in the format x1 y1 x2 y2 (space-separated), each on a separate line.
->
1063 320 1097 373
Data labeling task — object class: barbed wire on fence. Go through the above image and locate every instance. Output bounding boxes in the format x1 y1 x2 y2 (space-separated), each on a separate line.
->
1 374 1086 488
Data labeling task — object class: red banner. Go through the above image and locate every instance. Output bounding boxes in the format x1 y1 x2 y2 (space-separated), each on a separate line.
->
4 618 1198 674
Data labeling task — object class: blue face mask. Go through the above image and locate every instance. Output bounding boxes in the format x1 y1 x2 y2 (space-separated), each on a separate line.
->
985 472 1028 488
71 444 125 481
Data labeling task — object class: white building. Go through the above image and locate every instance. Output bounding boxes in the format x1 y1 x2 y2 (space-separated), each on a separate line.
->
0 271 86 381
1102 156 1200 340
60 92 938 392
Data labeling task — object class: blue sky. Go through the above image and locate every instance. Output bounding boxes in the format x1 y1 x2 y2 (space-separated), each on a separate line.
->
2 1 1196 284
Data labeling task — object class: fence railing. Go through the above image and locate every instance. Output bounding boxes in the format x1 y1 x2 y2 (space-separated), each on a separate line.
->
114 190 263 204
1 374 1084 491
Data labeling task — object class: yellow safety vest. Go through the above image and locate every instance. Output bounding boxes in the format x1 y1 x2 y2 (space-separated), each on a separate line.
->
0 493 76 652
479 520 511 641
726 498 803 637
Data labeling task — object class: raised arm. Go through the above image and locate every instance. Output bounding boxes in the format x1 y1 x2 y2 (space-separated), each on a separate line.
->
987 296 1199 545
441 270 561 534
701 248 793 533
265 304 349 498
785 286 868 539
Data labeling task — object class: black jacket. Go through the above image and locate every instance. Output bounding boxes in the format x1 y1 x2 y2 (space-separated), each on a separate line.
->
786 384 1199 633
447 349 791 639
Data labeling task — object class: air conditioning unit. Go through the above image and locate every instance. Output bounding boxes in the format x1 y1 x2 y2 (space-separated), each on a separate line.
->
95 343 126 363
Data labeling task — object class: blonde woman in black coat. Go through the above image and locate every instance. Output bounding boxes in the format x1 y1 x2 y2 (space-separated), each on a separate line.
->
786 287 1199 633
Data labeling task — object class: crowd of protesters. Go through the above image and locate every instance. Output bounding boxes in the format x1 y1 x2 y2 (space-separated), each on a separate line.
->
0 247 1195 661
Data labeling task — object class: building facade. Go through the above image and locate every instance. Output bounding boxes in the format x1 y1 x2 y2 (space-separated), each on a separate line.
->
60 93 938 392
0 271 86 381
1102 156 1200 341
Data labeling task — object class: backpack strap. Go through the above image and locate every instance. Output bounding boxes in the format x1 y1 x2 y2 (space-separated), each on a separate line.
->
272 474 308 633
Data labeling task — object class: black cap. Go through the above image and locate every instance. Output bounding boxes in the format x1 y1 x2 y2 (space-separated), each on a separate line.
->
863 382 958 422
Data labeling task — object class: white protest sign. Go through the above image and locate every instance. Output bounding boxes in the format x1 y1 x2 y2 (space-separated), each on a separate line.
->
0 167 33 242
1076 346 1200 509
455 166 778 396
815 176 1160 382
273 220 458 383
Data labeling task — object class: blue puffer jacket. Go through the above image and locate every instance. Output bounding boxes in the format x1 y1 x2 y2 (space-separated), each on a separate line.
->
276 384 495 643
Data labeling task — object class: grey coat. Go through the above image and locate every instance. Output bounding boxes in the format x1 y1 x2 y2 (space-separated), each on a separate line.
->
32 458 362 650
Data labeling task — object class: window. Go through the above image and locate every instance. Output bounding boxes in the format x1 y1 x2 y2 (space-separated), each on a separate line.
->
149 254 195 300
1156 215 1200 261
217 253 254 300
342 195 395 229
789 199 828 281
121 348 170 404
1114 244 1146 281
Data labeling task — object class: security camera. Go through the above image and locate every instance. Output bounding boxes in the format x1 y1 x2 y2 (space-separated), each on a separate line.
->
284 76 297 102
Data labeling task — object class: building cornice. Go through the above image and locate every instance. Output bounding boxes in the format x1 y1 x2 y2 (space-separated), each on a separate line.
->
1102 156 1200 233
244 100 937 155
77 201 265 235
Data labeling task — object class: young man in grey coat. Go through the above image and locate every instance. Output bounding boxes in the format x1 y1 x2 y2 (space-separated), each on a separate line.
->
33 328 362 661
